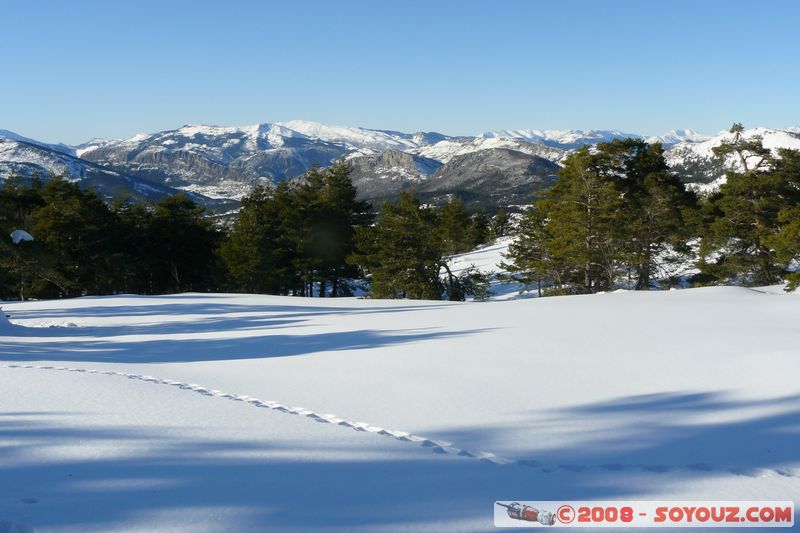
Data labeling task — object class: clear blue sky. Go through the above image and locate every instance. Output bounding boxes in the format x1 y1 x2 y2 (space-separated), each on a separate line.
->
4 0 799 144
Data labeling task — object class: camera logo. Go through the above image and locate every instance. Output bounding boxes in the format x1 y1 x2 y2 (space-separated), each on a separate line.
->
496 502 556 526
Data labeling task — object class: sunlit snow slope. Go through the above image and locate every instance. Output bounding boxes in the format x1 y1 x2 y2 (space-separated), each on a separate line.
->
1 287 799 531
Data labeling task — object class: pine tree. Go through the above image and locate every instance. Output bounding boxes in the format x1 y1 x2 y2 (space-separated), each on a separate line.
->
488 208 511 239
602 139 697 289
30 178 121 297
308 163 373 296
437 197 475 255
355 191 443 299
221 164 372 297
766 149 800 291
111 201 156 294
220 185 297 295
147 194 220 293
539 146 624 293
499 207 558 297
700 124 796 285
467 209 489 249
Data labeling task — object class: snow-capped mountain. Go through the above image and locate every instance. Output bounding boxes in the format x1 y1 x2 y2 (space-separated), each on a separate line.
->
480 129 640 150
275 120 453 154
77 123 352 200
0 135 205 205
664 127 800 186
646 129 711 146
413 136 565 164
0 129 75 156
3 122 800 208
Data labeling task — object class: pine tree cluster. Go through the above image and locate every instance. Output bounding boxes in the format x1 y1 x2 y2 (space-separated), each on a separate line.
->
0 177 219 300
501 126 800 295
0 163 494 301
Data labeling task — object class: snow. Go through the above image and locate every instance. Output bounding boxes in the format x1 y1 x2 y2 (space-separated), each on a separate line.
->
689 127 800 160
687 175 727 195
646 129 711 146
414 137 565 164
0 129 75 156
480 128 640 149
10 230 34 244
0 140 85 181
446 236 543 300
1 284 798 531
0 308 11 331
276 120 421 152
668 127 800 171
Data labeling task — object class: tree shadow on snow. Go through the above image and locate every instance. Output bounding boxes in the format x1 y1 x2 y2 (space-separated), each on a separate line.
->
432 391 800 477
0 298 472 363
0 327 479 363
0 412 679 532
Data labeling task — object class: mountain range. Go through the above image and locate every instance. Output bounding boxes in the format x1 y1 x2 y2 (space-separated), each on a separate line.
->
2 121 799 211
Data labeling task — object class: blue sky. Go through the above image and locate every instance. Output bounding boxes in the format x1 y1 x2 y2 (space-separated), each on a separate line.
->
4 0 799 144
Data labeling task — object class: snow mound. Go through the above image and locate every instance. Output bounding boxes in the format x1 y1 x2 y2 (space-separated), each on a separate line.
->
0 308 13 331
10 230 33 244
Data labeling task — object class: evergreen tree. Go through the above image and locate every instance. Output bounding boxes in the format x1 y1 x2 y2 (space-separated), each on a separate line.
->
220 185 297 295
500 207 559 297
538 146 625 293
766 149 800 291
111 201 156 294
456 265 494 301
356 191 443 299
501 139 697 295
305 163 373 296
30 178 121 297
699 124 797 285
221 164 372 297
601 139 697 289
437 197 476 256
467 209 490 249
147 194 220 293
488 208 511 239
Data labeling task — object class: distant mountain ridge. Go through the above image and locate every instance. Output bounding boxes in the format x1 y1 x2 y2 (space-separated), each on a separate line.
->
2 121 799 210
0 136 220 207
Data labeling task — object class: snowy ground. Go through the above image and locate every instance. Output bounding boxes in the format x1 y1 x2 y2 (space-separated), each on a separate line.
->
446 236 532 300
1 284 799 531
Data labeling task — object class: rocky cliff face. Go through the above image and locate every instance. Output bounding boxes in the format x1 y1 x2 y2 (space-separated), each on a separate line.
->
346 150 442 200
417 148 560 208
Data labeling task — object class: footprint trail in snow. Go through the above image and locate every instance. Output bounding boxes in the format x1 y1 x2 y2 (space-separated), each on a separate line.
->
3 363 797 479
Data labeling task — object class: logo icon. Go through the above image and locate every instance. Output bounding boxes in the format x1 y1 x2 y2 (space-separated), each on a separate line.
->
556 504 575 524
496 502 556 526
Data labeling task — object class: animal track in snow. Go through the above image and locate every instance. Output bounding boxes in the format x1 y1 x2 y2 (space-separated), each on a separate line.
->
2 364 797 478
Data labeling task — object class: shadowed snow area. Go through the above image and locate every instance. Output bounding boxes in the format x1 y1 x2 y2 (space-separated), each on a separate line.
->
1 287 799 531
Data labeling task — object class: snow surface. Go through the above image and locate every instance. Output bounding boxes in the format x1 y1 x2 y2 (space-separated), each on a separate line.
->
0 130 75 156
1 285 799 531
0 140 84 181
414 137 565 164
445 236 532 300
645 129 711 146
480 129 640 149
10 230 34 245
276 120 420 153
